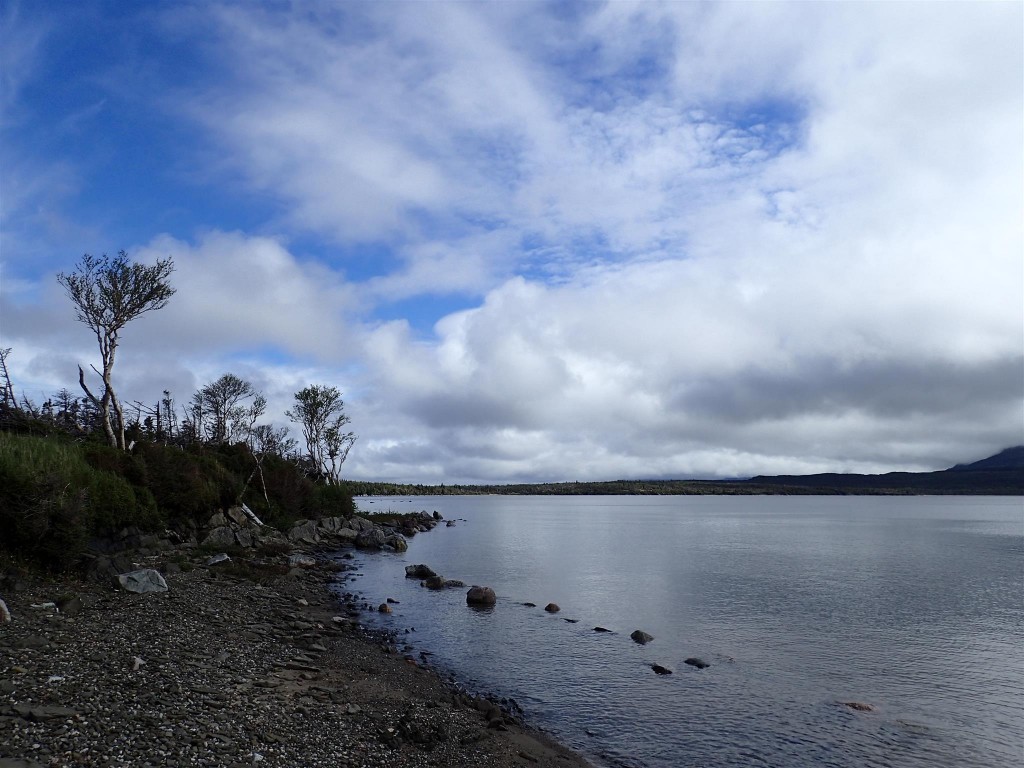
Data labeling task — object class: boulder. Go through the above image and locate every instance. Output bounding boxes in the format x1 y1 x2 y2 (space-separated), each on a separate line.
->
444 579 465 588
630 630 654 645
385 535 408 552
117 569 168 594
684 657 709 669
594 626 612 633
544 603 560 613
288 520 320 544
424 576 447 590
355 528 386 549
466 586 497 606
206 553 231 566
335 528 359 543
56 595 83 617
201 526 236 548
446 520 456 527
348 516 375 533
378 603 392 613
207 512 228 528
0 598 10 622
319 516 346 533
651 664 673 675
288 554 317 568
226 506 249 527
432 511 443 520
234 529 254 548
405 564 438 580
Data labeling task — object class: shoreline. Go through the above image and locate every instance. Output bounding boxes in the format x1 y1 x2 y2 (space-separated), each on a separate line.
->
0 531 595 768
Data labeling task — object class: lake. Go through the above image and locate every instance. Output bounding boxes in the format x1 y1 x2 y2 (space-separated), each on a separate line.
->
339 495 1023 768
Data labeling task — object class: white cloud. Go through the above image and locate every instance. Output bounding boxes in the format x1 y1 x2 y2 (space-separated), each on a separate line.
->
3 2 1021 482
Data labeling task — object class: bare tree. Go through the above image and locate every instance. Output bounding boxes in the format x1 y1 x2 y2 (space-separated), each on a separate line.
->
286 385 356 485
191 373 264 444
57 251 175 449
242 423 296 507
0 348 15 409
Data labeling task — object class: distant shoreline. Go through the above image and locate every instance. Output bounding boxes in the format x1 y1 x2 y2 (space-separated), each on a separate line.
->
343 446 1024 497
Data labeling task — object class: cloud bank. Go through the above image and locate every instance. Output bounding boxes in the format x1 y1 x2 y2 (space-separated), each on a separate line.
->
1 2 1021 482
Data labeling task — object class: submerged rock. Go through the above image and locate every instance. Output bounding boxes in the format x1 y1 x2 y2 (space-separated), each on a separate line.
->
651 664 673 675
684 657 709 669
630 630 653 645
843 701 875 712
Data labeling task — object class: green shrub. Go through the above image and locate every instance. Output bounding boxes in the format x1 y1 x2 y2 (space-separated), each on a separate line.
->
306 483 357 519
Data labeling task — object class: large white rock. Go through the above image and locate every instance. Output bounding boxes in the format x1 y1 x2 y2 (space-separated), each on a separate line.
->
117 569 168 594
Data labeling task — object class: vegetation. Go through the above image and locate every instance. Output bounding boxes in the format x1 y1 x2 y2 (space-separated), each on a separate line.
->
287 385 357 485
0 249 360 570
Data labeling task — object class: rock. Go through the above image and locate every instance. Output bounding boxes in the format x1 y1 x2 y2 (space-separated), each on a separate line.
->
544 603 560 613
466 586 497 606
226 506 249 526
446 520 456 527
405 564 438 580
0 598 9 623
288 520 320 544
206 553 231 566
355 528 386 549
334 528 359 543
348 516 375 532
651 664 673 675
843 701 875 712
444 579 465 588
432 511 443 520
201 526 236 548
207 512 229 528
684 657 709 669
593 626 612 633
288 554 317 569
117 569 168 594
630 630 653 644
521 602 537 608
386 597 399 604
234 529 254 548
385 534 409 552
378 603 392 614
56 595 83 617
424 576 447 590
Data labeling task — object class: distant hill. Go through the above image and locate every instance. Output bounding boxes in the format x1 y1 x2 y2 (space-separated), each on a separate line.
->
745 446 1024 495
950 446 1024 471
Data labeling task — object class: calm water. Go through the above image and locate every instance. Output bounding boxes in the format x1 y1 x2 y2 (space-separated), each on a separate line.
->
338 496 1023 768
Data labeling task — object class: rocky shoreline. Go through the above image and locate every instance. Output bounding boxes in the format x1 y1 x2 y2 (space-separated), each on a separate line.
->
0 510 594 768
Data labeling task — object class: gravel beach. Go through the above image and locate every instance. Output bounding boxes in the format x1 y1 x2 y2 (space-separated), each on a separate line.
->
0 550 594 768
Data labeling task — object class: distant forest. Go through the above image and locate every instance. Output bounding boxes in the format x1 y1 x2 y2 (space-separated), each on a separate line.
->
342 448 1024 496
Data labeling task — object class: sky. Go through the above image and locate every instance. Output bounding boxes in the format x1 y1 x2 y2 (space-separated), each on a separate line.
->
1 0 1022 483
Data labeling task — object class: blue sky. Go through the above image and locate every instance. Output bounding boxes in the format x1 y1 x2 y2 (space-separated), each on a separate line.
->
2 1 1022 483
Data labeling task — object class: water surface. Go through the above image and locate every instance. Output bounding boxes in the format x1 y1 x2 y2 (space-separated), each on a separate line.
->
342 495 1023 768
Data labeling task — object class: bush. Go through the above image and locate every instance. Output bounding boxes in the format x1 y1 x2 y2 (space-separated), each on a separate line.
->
0 432 154 568
134 443 240 526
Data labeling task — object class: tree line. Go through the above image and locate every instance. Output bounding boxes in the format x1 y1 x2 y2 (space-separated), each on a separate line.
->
1 251 357 490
